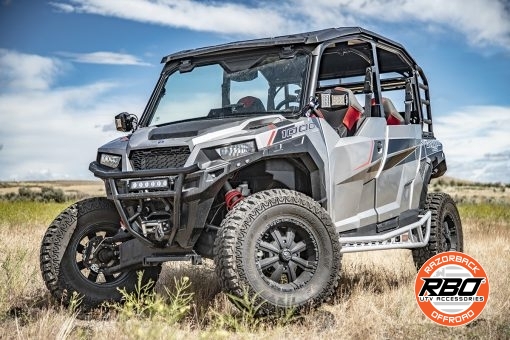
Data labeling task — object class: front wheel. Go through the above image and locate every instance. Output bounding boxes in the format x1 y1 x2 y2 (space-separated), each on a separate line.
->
40 197 161 309
214 189 341 315
412 192 463 269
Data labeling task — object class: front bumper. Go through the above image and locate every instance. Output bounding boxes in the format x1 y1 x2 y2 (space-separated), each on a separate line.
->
89 161 228 250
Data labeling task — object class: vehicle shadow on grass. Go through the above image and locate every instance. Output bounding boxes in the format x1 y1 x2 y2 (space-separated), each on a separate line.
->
4 289 68 326
156 261 223 318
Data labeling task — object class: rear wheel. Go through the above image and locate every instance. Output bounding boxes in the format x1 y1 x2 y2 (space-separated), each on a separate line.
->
214 189 341 314
412 192 463 269
40 197 161 309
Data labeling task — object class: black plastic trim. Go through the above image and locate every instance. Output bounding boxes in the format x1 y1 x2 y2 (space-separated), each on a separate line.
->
89 161 199 179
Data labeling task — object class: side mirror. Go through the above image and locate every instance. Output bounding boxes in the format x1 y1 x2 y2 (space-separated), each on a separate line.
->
115 112 137 132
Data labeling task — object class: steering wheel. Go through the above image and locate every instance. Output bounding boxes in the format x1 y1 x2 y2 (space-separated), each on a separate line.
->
275 95 299 110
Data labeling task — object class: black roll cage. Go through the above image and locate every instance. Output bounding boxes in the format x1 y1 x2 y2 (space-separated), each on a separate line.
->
139 28 434 136
312 36 433 135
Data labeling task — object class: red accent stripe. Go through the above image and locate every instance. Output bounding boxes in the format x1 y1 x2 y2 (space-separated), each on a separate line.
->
354 141 374 170
267 130 276 146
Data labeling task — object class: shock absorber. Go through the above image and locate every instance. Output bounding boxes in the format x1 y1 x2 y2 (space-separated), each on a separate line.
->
224 181 245 210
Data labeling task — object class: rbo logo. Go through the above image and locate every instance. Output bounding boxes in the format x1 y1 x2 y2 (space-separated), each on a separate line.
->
415 251 489 326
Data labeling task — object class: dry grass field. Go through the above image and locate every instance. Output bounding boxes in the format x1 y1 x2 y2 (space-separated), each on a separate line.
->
0 181 508 339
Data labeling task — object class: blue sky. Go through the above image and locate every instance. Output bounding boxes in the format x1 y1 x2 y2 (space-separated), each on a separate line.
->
0 0 509 183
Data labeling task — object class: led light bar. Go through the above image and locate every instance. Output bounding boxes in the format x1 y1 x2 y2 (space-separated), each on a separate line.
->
129 178 169 191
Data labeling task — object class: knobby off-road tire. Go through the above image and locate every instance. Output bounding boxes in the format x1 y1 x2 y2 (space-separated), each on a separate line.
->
40 197 161 309
412 192 463 269
214 189 341 315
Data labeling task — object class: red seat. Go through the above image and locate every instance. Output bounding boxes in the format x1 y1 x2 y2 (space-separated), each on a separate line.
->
371 98 405 125
382 98 404 125
320 87 363 137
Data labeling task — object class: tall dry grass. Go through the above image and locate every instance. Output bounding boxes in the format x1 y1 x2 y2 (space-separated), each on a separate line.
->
0 199 508 339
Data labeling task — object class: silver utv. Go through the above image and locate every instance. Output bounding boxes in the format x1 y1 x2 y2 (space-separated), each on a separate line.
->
40 28 462 314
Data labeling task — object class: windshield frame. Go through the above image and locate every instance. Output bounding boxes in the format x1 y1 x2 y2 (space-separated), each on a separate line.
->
139 48 312 127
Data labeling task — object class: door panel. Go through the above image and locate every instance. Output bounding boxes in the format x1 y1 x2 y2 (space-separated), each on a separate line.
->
323 117 387 232
375 125 422 222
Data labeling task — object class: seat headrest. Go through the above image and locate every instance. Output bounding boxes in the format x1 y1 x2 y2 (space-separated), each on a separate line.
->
333 87 364 113
237 96 266 112
319 87 363 130
319 87 364 112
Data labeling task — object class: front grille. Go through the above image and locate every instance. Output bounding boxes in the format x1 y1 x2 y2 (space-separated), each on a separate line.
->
130 146 190 170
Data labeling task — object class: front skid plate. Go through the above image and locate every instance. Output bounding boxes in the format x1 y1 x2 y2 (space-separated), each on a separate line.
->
339 211 431 253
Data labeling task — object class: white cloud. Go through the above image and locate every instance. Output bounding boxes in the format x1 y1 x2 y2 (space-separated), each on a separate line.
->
50 0 292 36
0 49 66 91
49 1 74 12
0 50 146 180
434 106 510 183
298 0 510 48
49 0 510 50
57 51 151 66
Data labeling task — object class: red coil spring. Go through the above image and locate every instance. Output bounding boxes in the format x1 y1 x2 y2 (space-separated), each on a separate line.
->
225 189 244 210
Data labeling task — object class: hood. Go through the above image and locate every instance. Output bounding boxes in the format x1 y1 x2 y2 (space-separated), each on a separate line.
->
147 117 249 140
97 135 130 155
127 115 285 150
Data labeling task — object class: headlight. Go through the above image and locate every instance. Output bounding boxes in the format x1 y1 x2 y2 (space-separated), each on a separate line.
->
99 153 121 168
215 141 256 160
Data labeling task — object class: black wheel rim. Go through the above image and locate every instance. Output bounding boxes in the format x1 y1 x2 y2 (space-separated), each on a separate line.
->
442 214 459 251
72 224 128 286
255 217 318 291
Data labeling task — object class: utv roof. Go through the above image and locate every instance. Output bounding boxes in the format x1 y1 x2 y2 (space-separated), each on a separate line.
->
161 27 417 66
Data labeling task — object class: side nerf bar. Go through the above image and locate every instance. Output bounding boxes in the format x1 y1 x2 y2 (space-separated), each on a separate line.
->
339 211 431 253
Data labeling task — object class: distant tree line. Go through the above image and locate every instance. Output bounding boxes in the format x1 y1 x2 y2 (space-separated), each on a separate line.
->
432 178 509 189
0 186 80 203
